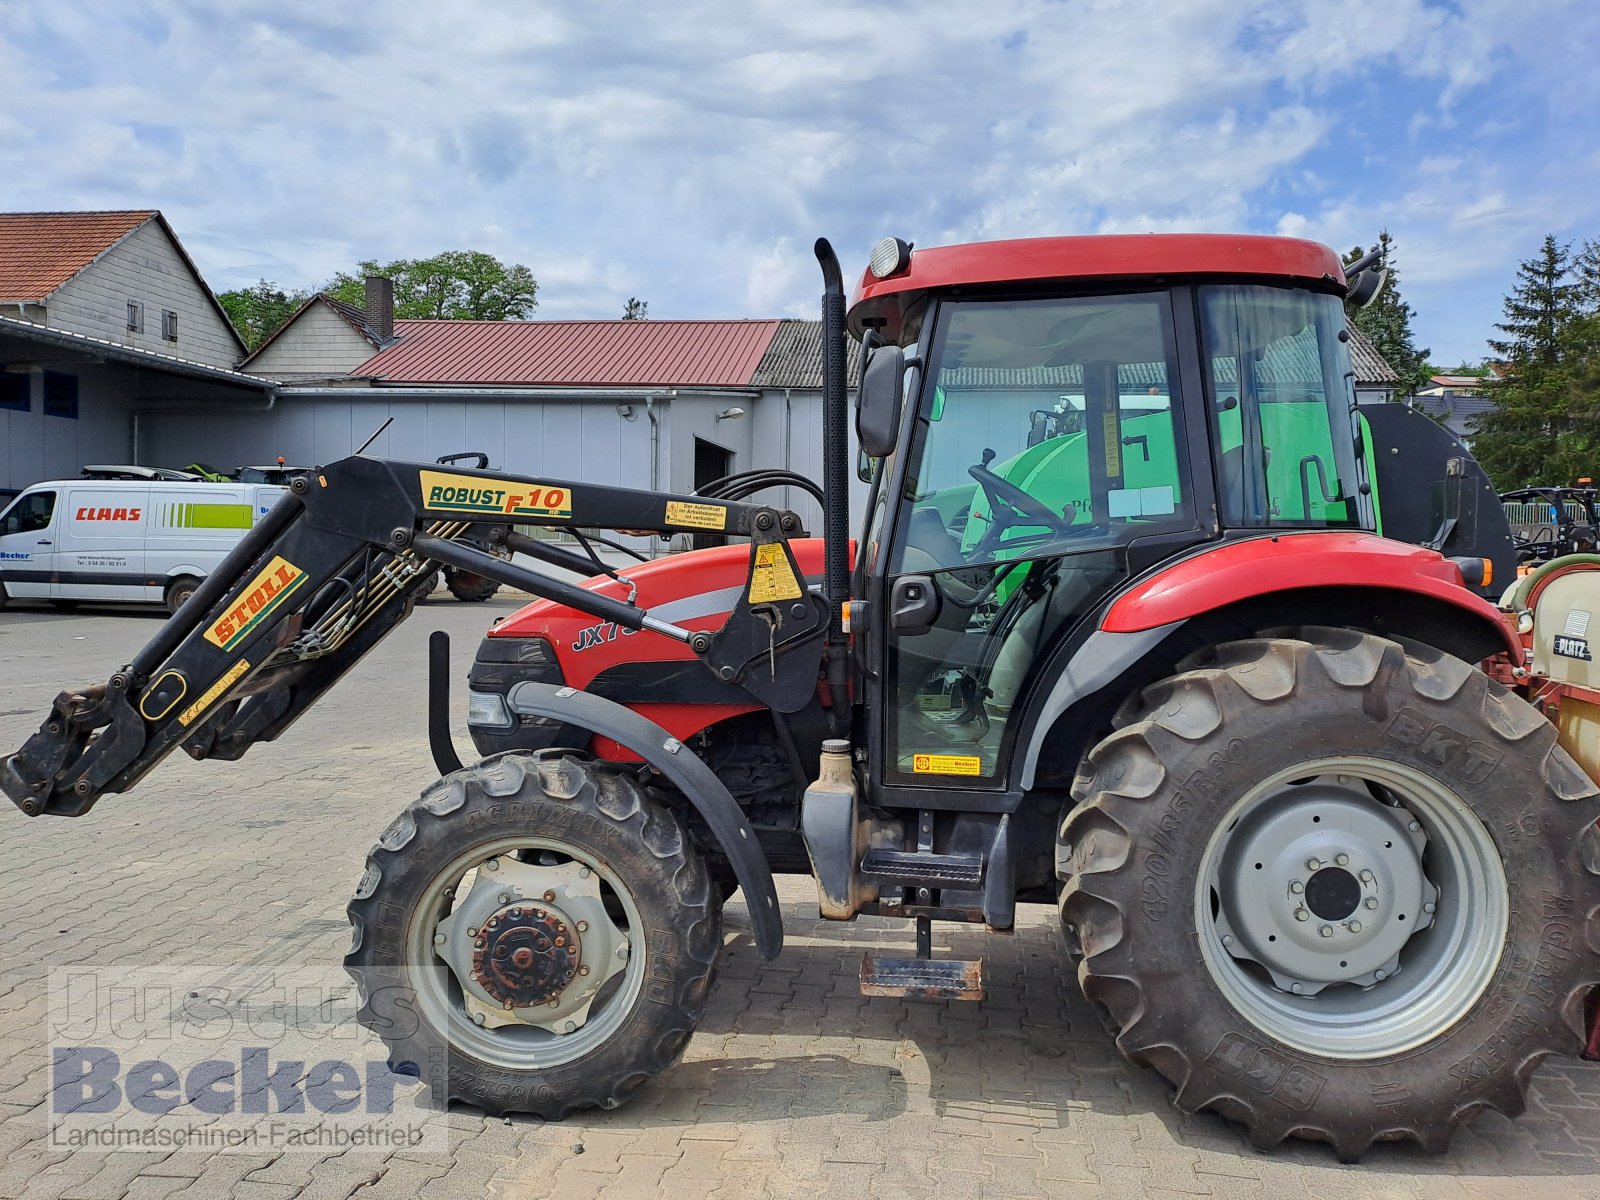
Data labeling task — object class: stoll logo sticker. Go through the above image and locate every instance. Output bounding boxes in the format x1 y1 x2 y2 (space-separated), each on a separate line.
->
204 556 306 651
47 966 448 1153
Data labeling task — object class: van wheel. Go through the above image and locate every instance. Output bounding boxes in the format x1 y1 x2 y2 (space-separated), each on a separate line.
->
165 576 201 615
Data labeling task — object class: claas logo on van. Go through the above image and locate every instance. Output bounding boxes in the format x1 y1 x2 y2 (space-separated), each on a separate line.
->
203 556 306 652
75 507 141 522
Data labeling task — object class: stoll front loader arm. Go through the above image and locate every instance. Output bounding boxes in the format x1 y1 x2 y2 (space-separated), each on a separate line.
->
1 455 828 826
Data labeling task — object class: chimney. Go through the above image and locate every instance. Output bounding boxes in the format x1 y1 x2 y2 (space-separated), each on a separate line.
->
364 276 394 344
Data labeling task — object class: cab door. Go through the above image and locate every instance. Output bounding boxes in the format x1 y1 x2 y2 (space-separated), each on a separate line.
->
0 489 59 598
874 290 1206 795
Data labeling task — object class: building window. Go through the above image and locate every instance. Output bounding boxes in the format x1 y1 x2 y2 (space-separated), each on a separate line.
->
42 371 78 419
127 301 144 333
0 373 27 412
161 309 178 342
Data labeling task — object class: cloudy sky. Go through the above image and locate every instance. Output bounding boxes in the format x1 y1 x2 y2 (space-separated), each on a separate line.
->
2 0 1596 366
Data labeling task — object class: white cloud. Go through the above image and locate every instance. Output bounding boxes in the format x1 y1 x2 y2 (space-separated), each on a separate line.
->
0 0 1593 366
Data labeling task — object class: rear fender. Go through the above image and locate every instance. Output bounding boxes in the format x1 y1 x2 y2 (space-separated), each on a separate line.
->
504 680 784 961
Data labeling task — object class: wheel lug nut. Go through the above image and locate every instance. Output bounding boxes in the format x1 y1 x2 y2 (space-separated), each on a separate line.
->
1290 983 1303 994
1289 881 1304 894
1348 920 1362 933
498 893 511 905
577 920 588 932
467 926 478 936
1335 853 1349 867
1375 969 1388 981
1424 901 1436 914
434 933 446 945
544 891 556 902
1306 858 1322 872
579 965 590 976
1408 821 1421 832
1221 934 1233 947
563 1020 577 1034
472 1012 486 1026
1295 909 1309 922
1364 897 1379 910
1319 925 1333 938
580 867 592 879
486 859 499 871
1360 869 1374 883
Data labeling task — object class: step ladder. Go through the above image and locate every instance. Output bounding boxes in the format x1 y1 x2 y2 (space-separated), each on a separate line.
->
857 812 987 1001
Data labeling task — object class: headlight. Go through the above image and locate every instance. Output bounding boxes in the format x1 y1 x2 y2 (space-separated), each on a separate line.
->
467 689 514 730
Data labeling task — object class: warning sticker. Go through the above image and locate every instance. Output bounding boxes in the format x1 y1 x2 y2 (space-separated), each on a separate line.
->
912 753 983 777
748 542 803 603
178 659 251 727
664 500 728 531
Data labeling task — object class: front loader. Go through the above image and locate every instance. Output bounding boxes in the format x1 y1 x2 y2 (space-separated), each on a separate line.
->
7 233 1600 1161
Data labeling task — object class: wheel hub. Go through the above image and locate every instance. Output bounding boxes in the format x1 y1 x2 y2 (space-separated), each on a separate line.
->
434 855 630 1033
471 902 581 1008
1212 777 1437 995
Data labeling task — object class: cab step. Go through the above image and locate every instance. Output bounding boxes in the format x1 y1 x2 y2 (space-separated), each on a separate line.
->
859 847 984 889
860 951 986 1001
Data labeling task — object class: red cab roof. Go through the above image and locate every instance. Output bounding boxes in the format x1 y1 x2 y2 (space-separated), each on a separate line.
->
849 234 1348 338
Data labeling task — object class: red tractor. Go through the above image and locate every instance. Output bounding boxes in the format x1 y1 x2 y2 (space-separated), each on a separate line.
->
7 233 1599 1160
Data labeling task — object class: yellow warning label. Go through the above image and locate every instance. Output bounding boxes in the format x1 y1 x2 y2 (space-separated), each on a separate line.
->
664 500 727 531
748 542 804 603
419 470 573 519
912 753 983 776
178 659 251 727
1102 411 1122 476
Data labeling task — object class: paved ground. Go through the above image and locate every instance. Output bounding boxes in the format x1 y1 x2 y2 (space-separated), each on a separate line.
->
3 597 1600 1199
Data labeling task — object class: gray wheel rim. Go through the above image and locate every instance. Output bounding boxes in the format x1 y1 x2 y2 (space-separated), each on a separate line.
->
403 834 646 1070
1194 756 1507 1059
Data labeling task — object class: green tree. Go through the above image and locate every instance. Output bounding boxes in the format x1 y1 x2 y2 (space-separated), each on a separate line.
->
326 251 538 320
1342 231 1431 395
1471 234 1598 488
622 297 649 320
218 280 310 350
1574 238 1600 313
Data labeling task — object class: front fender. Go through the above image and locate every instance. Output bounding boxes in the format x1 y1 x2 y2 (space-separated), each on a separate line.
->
504 680 784 961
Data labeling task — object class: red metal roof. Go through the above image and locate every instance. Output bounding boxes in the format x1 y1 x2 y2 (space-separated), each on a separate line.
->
851 234 1348 338
0 210 156 301
356 319 781 386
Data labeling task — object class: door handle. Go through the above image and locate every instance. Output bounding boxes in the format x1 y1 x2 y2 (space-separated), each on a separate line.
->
36 539 52 545
889 574 942 635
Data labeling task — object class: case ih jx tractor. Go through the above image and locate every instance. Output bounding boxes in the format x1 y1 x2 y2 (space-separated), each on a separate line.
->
7 234 1600 1160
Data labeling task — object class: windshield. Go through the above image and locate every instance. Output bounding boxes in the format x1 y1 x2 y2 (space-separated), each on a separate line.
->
1200 285 1362 529
892 292 1190 574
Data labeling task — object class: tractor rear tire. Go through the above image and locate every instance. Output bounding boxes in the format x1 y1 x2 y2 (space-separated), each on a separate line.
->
445 568 500 602
1059 628 1600 1159
346 752 720 1118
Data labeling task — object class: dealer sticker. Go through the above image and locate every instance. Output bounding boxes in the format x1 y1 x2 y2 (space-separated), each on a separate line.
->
912 753 983 776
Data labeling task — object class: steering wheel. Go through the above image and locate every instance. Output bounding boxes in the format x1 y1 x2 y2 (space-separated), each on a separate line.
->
968 449 1072 536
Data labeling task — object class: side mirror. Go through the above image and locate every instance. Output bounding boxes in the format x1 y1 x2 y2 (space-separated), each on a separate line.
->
858 343 906 457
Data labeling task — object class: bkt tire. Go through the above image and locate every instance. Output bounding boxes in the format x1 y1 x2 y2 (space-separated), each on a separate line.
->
1059 628 1600 1159
346 752 719 1118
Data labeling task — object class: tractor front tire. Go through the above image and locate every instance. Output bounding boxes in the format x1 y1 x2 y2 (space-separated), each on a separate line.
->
346 752 720 1118
1059 628 1600 1159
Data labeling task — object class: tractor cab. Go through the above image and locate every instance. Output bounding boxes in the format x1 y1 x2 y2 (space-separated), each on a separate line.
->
846 236 1367 792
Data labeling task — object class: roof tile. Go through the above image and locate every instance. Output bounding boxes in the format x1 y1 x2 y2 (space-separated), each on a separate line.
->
356 319 780 387
0 210 156 301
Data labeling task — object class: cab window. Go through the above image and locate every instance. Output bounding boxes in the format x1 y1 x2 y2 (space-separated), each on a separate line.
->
0 491 55 536
892 293 1190 574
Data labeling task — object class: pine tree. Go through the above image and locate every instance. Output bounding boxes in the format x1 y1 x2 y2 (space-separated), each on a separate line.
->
1342 231 1430 396
1472 235 1598 488
1573 239 1600 315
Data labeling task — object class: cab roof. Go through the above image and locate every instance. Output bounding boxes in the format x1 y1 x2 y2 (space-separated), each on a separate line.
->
849 233 1349 340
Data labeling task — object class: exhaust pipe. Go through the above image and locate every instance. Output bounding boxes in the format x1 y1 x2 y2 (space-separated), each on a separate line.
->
814 239 851 737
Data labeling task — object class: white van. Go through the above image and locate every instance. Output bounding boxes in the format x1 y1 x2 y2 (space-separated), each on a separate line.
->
0 479 287 613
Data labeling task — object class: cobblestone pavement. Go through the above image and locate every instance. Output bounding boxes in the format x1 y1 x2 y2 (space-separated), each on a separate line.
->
3 599 1600 1199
